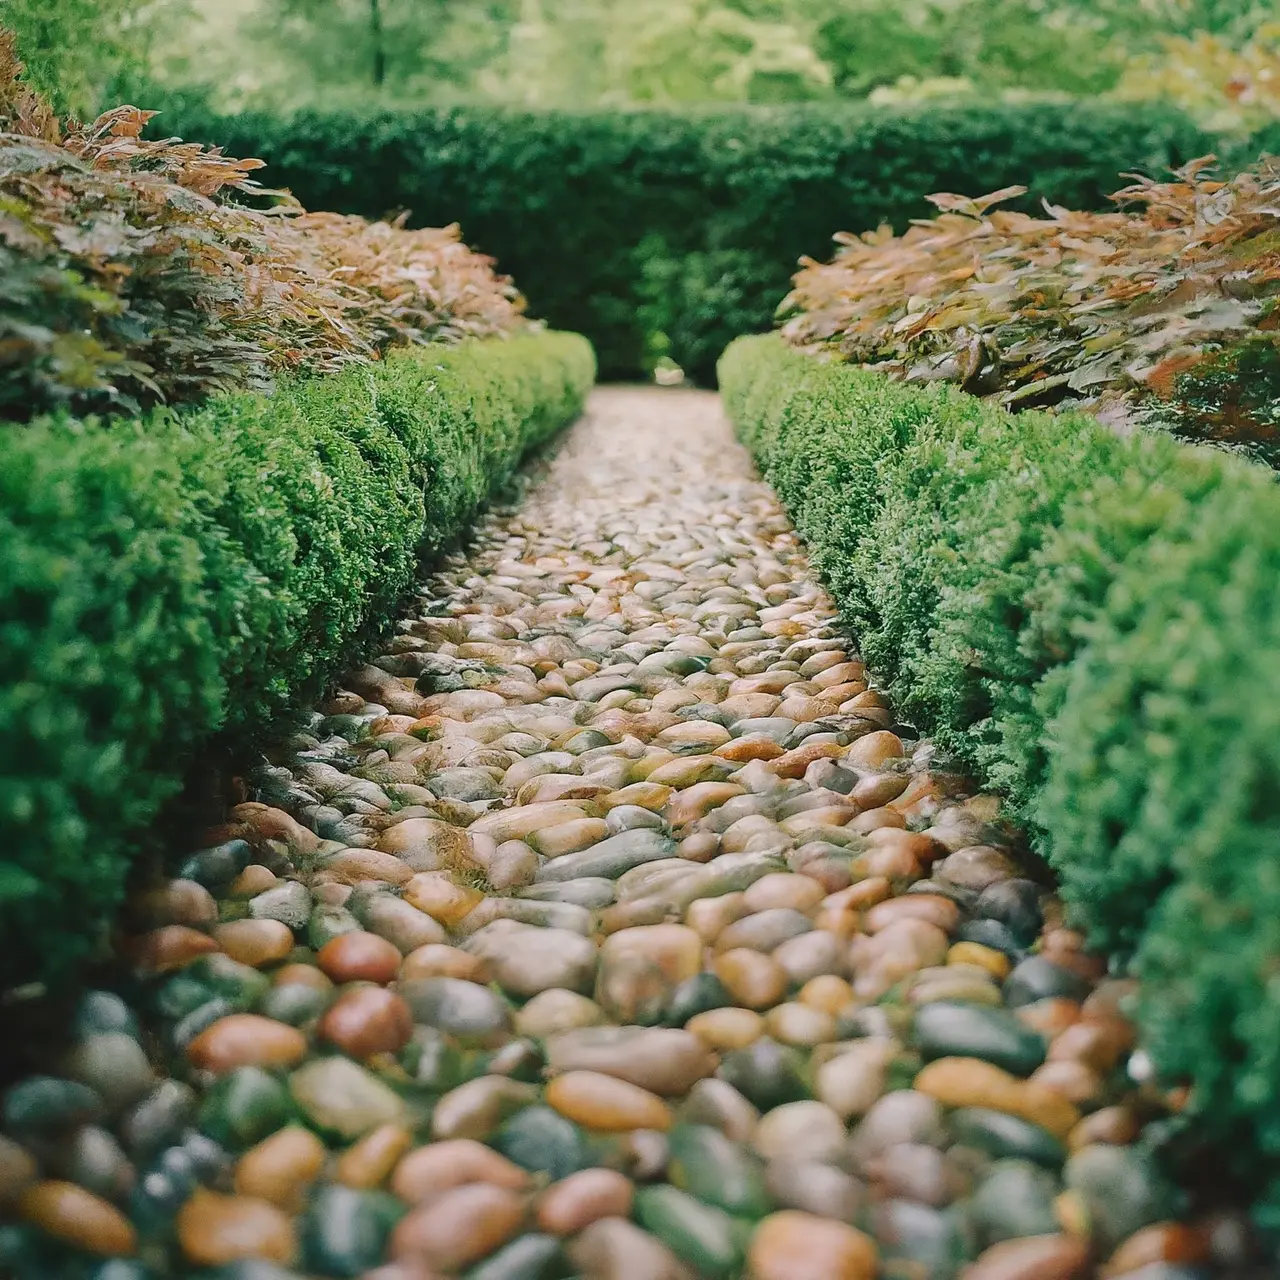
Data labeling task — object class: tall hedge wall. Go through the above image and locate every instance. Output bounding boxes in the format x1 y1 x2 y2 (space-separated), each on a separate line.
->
719 333 1280 1225
147 100 1210 383
0 331 595 992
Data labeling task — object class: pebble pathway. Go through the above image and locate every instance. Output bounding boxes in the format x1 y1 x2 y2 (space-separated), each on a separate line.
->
0 387 1255 1280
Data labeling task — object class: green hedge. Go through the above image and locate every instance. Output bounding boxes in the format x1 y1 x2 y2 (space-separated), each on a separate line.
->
720 333 1280 1222
0 330 594 991
146 99 1210 384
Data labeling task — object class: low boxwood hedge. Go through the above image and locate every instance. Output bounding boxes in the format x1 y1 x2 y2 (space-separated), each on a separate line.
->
720 333 1280 1221
0 329 594 991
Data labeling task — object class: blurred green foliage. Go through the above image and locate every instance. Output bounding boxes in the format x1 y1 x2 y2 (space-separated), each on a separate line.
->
5 0 1276 116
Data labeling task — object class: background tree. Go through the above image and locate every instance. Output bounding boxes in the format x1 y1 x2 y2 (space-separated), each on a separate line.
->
0 0 186 116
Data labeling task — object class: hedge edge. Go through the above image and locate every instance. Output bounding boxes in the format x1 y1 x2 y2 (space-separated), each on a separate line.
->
0 329 595 991
719 333 1280 1219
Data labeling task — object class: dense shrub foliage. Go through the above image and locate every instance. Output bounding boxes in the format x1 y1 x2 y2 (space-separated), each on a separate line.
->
782 157 1280 466
720 333 1280 1219
0 331 594 991
146 98 1210 381
0 33 523 419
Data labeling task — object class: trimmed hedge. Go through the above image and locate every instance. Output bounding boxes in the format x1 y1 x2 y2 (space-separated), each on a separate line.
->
0 330 594 991
147 99 1210 383
720 333 1280 1219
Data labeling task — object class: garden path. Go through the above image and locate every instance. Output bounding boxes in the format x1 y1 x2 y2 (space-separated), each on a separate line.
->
1 388 1236 1279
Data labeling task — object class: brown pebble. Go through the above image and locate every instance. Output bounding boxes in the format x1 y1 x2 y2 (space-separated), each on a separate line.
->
177 1187 297 1267
797 974 852 1015
1017 998 1081 1039
334 1124 414 1189
390 1183 526 1271
272 962 332 991
864 826 946 866
678 832 720 862
713 949 788 1010
749 1210 878 1280
537 1168 635 1235
687 1007 764 1050
0 1136 37 1209
230 864 279 897
1028 1059 1104 1107
234 1125 326 1209
848 806 907 835
214 919 295 968
187 1014 308 1074
400 943 490 982
403 872 484 927
850 773 909 808
844 732 903 769
961 1233 1090 1280
915 1058 1080 1138
864 894 957 934
134 879 218 927
546 1071 673 1132
1049 1018 1134 1073
317 930 402 984
685 893 748 942
744 872 824 914
848 842 922 882
569 1215 692 1279
230 801 320 852
324 848 416 887
391 1139 532 1203
131 925 219 973
770 741 845 779
20 1180 137 1257
1103 1222 1209 1276
1068 1106 1140 1152
319 987 414 1059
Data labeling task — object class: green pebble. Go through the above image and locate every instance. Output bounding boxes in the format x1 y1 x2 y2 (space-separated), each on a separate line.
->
666 1123 771 1219
72 992 139 1040
462 1233 567 1280
155 954 268 1021
302 1185 404 1278
172 997 240 1051
399 977 512 1046
199 1066 292 1149
873 1200 969 1280
259 983 331 1027
912 1002 1046 1076
308 905 364 950
473 1039 544 1083
664 973 731 1027
404 1028 467 1092
1003 957 1091 1008
633 1185 748 1280
948 1107 1065 1168
1064 1143 1178 1254
533 830 674 884
492 1106 592 1181
176 839 251 889
88 1263 156 1280
716 1038 810 1111
970 1159 1060 1247
2 1076 102 1135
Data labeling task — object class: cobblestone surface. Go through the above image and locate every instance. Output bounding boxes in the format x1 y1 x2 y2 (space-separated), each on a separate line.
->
0 388 1251 1279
